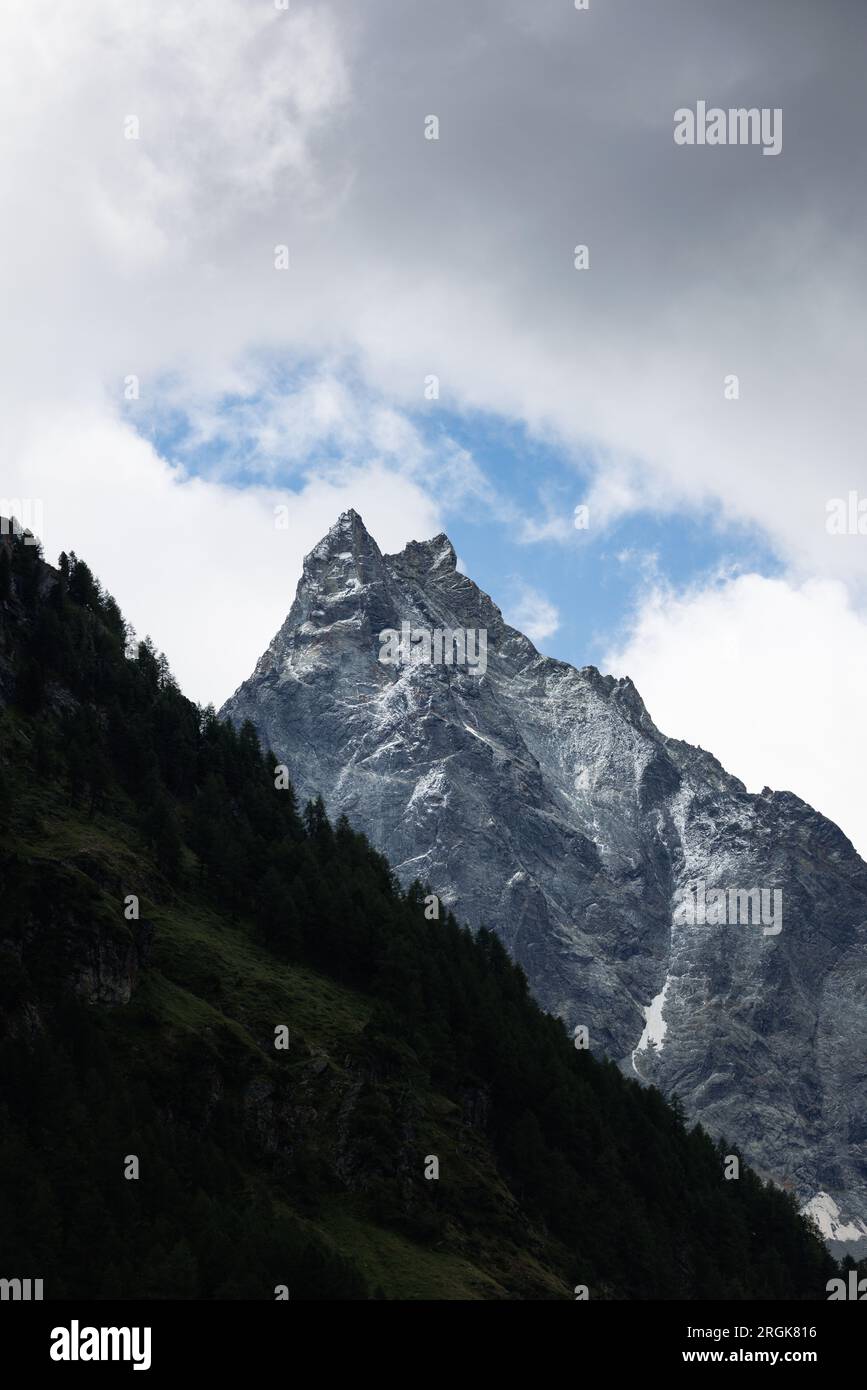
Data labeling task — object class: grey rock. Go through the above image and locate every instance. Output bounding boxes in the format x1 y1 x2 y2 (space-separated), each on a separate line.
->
221 509 867 1246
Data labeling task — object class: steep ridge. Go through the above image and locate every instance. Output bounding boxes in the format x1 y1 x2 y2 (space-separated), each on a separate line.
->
222 510 867 1248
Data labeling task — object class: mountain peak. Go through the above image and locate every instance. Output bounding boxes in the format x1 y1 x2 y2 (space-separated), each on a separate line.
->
302 509 382 577
300 513 461 591
391 532 457 577
221 510 867 1246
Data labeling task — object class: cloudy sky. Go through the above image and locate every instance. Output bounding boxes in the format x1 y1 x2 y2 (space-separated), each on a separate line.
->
3 0 867 851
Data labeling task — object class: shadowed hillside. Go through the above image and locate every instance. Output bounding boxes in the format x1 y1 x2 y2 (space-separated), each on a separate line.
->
0 523 848 1300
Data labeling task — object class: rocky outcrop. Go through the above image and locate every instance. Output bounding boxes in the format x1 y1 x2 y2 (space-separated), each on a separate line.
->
0 855 154 1020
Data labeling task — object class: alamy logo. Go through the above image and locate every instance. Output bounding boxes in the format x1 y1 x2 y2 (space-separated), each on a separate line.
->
826 491 867 535
827 1271 867 1300
50 1321 152 1372
0 500 43 544
379 622 487 677
0 1277 42 1300
674 881 782 936
674 102 782 157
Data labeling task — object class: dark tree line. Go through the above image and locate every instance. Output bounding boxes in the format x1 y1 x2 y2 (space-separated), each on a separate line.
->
0 530 851 1299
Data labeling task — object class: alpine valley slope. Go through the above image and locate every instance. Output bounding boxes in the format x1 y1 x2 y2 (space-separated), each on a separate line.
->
221 510 867 1251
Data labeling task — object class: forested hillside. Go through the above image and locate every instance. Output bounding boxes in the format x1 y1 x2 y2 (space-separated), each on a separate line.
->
0 524 847 1299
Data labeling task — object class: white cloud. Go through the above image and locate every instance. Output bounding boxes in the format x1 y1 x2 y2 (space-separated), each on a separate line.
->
519 514 575 545
6 0 867 592
2 0 867 836
159 363 493 506
505 584 560 645
7 405 440 706
604 573 867 858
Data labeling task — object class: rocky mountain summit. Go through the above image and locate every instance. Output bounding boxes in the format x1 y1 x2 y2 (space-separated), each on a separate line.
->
221 509 867 1250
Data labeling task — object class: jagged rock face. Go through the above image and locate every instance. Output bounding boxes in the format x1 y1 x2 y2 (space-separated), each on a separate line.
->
221 509 867 1241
